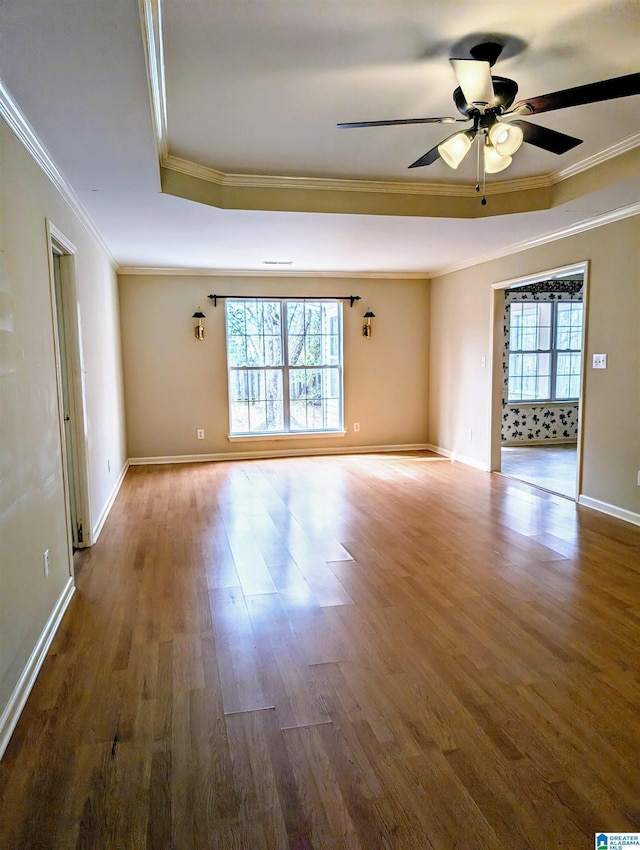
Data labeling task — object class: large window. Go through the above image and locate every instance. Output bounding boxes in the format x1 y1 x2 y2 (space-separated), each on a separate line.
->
225 299 343 435
508 299 583 402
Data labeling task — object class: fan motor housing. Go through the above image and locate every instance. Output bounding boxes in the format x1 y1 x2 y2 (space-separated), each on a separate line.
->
454 76 519 116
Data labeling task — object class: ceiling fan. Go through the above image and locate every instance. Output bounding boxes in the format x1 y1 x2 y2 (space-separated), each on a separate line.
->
338 42 640 202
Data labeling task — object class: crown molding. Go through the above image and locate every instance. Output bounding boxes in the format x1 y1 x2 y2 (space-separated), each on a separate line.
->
0 80 117 268
431 200 640 279
161 129 639 200
161 154 476 197
117 266 430 279
552 131 640 184
138 0 167 162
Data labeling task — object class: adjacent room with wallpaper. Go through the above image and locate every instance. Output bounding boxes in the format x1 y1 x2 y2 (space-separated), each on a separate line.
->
1 2 639 848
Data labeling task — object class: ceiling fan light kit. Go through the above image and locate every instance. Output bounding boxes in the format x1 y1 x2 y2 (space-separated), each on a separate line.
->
338 40 640 204
483 141 512 174
488 121 524 156
438 130 474 169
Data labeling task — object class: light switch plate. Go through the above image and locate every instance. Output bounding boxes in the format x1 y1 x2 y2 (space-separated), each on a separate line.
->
592 353 607 369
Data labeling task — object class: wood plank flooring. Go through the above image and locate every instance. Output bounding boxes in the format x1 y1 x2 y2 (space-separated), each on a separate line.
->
1 452 639 849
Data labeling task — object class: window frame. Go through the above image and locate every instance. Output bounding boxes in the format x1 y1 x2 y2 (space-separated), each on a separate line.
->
225 298 344 438
507 298 583 404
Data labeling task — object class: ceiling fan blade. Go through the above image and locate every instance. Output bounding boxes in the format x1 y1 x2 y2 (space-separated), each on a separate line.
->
512 120 583 154
337 117 465 129
408 143 442 169
511 72 640 115
450 58 494 108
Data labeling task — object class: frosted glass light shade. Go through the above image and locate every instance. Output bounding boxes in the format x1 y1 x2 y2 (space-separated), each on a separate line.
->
438 132 473 169
488 122 524 156
484 145 512 173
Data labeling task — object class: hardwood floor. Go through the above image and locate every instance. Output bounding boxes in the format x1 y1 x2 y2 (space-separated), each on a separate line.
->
1 452 639 849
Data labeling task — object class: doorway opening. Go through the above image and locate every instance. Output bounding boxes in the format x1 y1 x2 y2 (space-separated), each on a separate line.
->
47 222 91 553
490 262 588 500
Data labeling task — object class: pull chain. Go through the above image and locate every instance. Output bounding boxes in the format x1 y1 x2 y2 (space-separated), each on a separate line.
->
475 134 487 205
481 133 487 206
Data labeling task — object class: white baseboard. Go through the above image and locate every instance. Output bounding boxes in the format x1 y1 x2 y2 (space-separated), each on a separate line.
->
578 495 640 527
0 577 75 760
129 443 433 465
502 439 577 447
424 443 488 472
92 460 129 542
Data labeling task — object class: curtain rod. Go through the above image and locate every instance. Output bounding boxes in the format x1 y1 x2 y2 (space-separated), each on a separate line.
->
207 294 361 308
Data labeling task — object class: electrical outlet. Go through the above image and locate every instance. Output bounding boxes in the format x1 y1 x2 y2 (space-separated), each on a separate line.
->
43 549 50 578
481 356 486 368
107 459 111 473
353 422 360 432
637 470 640 487
197 429 205 439
593 353 607 369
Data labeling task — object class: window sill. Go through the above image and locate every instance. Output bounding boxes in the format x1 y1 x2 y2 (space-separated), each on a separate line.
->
228 430 347 443
505 400 579 408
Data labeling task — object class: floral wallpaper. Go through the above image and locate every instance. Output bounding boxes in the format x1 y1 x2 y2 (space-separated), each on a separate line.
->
502 280 583 444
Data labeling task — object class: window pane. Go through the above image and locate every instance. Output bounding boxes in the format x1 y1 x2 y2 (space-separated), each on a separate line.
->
230 401 249 433
510 301 552 351
538 323 551 350
265 371 284 430
555 352 581 400
226 300 282 369
243 301 261 336
287 302 305 335
227 336 247 367
303 335 322 366
264 335 282 366
289 368 322 430
230 370 248 402
508 375 523 401
248 400 267 431
288 334 305 366
304 302 322 334
226 302 246 335
263 300 281 334
556 301 583 350
508 351 550 401
245 335 265 366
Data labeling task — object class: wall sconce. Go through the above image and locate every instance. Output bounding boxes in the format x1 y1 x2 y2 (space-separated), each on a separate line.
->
362 310 376 339
192 309 206 340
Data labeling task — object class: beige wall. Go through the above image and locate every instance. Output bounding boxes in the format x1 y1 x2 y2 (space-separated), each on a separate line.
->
429 215 640 515
119 274 430 458
0 117 127 731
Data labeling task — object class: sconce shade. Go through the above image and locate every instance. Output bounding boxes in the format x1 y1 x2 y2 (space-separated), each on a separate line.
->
193 308 206 340
438 131 474 169
364 311 376 319
488 121 524 156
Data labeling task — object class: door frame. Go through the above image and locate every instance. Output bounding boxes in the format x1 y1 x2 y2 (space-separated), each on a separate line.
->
46 221 92 552
489 260 589 500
